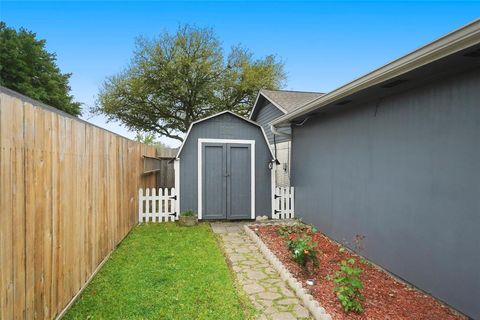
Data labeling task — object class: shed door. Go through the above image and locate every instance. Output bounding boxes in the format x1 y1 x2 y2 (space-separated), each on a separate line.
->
202 143 252 220
202 143 227 219
227 144 251 219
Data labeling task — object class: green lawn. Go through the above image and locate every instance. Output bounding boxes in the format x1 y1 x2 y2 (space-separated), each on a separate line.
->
63 223 253 320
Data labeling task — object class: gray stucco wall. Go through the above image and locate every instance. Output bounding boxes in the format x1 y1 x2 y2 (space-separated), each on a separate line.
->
254 101 290 144
179 113 273 218
291 68 480 318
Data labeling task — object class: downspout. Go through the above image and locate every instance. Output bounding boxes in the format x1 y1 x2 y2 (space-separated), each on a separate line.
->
270 123 292 187
270 123 290 165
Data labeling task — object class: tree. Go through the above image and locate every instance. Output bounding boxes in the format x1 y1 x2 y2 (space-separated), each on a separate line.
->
94 25 285 142
0 22 81 116
134 132 168 149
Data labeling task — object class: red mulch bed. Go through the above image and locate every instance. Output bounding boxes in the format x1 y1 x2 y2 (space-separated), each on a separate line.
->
252 225 466 320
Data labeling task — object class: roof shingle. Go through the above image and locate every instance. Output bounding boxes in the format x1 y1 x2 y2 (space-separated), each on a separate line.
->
260 89 324 113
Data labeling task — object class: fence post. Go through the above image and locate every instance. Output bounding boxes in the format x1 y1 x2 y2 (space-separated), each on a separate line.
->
138 188 143 223
146 188 151 222
273 187 282 219
163 188 169 220
290 187 295 219
174 159 180 220
159 188 164 221
152 188 157 222
170 188 176 221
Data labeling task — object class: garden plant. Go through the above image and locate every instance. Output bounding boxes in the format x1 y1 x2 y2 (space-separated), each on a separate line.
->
333 258 365 313
278 224 320 275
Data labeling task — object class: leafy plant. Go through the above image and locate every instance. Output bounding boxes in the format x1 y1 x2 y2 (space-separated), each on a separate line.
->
181 210 195 217
286 234 319 275
307 224 318 234
333 258 364 313
279 223 317 238
277 225 293 238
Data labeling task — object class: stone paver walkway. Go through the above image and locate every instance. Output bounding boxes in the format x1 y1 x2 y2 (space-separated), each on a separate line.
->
212 222 312 320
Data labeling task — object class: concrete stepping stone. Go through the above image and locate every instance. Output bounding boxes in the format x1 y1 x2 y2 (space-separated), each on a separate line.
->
211 222 312 320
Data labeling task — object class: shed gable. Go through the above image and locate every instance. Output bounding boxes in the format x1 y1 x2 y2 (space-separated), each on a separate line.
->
177 111 273 158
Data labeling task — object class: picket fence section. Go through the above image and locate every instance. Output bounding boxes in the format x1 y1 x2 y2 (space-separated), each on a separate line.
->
272 186 295 219
138 188 178 223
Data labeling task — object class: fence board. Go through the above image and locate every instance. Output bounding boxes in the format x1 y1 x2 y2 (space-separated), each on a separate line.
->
0 89 157 319
272 186 295 219
138 188 177 223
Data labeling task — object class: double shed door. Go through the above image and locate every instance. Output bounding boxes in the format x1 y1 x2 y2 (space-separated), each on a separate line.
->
202 142 252 220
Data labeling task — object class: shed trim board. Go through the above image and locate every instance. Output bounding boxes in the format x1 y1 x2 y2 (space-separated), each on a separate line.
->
271 18 480 126
197 138 256 220
176 110 275 160
174 159 180 216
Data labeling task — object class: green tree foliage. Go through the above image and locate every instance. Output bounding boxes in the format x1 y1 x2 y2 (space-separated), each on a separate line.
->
134 132 168 149
0 22 81 116
94 25 286 142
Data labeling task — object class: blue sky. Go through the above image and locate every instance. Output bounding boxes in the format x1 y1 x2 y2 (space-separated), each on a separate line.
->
2 1 479 147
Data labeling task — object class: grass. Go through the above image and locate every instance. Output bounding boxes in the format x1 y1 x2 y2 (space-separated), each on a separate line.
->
63 223 253 320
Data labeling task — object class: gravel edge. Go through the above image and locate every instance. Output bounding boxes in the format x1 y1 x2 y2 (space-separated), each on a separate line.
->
244 224 332 320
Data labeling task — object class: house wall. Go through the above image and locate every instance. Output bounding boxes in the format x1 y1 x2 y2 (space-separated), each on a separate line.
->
254 100 290 144
291 68 480 318
179 113 273 217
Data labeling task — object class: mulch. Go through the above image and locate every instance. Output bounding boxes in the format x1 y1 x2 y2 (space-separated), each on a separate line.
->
252 224 466 320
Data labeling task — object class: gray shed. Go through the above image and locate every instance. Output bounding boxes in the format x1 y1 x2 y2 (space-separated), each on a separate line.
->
175 111 274 220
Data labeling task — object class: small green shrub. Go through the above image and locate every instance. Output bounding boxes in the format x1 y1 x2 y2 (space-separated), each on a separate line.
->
333 258 364 313
279 223 317 238
306 223 318 234
278 225 293 238
181 210 195 217
286 234 319 274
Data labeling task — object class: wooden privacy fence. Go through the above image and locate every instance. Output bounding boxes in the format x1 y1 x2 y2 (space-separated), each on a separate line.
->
138 188 178 223
272 186 295 219
0 87 157 320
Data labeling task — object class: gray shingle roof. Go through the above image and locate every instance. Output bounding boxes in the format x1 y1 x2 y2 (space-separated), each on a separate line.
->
260 89 324 113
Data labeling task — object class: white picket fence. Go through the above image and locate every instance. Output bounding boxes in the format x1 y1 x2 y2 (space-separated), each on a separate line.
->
138 188 178 223
272 186 295 219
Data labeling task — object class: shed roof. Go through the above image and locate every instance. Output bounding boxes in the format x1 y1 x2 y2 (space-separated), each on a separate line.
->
176 110 275 159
